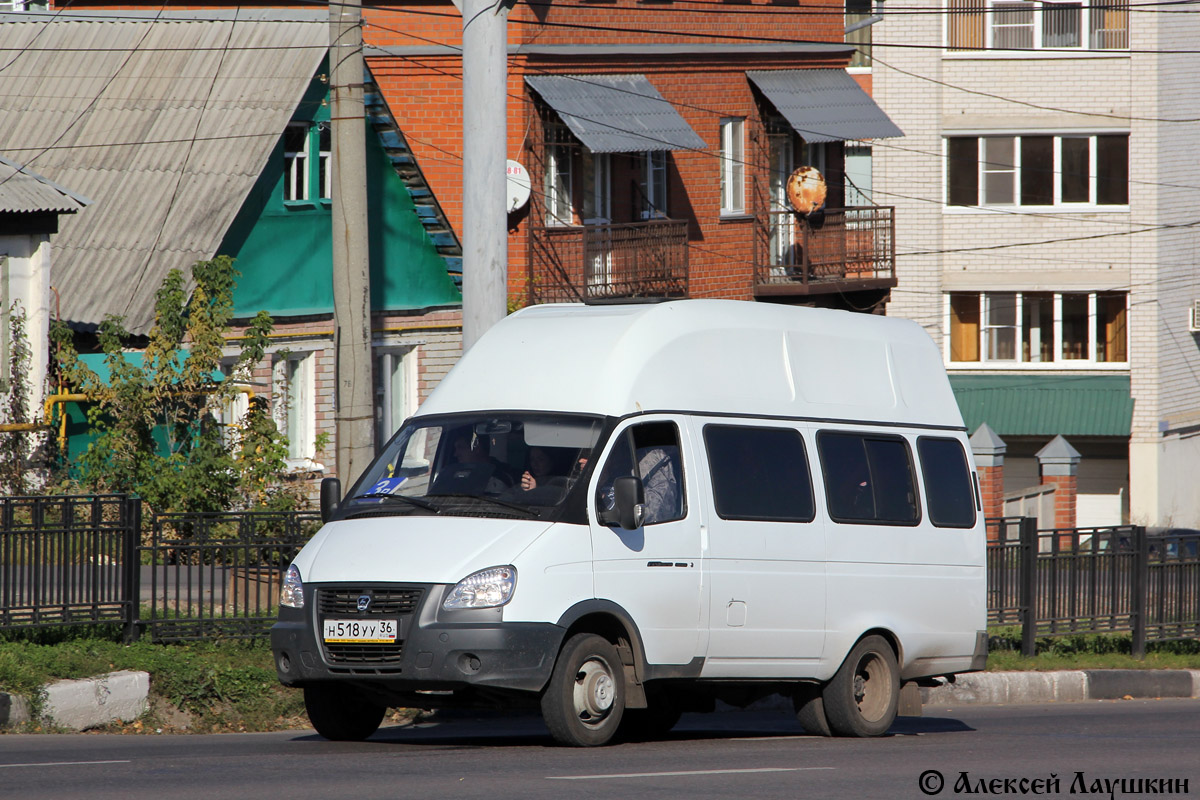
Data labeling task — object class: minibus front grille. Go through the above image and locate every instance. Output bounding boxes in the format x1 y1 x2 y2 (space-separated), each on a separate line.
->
318 587 423 615
324 641 406 664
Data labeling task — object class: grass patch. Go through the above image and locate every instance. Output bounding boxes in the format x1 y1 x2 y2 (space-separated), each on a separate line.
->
0 626 306 733
987 627 1200 671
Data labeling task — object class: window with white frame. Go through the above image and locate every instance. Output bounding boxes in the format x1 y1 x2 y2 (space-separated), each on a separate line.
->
947 291 1128 366
215 360 252 449
1 0 49 10
947 134 1128 208
544 118 574 226
720 117 746 215
637 151 669 219
845 0 877 69
273 352 316 463
374 347 416 450
283 121 331 203
947 0 1129 51
845 144 873 206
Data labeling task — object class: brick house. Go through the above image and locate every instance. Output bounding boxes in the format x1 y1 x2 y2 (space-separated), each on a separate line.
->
873 0 1200 527
357 0 904 310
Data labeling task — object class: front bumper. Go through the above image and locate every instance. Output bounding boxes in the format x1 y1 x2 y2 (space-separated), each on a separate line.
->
270 582 564 695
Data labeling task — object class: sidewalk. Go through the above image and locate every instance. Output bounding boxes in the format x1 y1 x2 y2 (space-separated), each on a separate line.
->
4 669 1199 731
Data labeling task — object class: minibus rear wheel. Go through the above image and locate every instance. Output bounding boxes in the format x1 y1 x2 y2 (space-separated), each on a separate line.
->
793 685 832 736
541 633 625 746
821 635 899 737
303 684 386 741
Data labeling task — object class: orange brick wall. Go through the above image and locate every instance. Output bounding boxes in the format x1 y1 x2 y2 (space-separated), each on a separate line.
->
1042 474 1078 532
978 464 1005 538
366 0 853 302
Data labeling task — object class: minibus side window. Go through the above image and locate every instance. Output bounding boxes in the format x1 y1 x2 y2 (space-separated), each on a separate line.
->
596 422 686 525
917 437 977 528
818 432 920 525
703 424 814 522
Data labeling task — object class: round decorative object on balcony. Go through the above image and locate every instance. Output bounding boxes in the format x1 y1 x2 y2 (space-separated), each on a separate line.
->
786 165 827 216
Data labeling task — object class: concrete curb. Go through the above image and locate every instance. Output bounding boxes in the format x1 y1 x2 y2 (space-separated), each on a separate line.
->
0 671 150 731
922 670 1200 707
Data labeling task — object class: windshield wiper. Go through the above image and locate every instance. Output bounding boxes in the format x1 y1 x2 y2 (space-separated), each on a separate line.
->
350 493 442 513
430 494 541 518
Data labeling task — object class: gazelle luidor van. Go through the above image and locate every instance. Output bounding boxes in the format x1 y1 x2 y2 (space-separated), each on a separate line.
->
271 300 987 746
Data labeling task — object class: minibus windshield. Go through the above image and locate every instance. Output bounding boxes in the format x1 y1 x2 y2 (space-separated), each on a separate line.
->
343 414 605 519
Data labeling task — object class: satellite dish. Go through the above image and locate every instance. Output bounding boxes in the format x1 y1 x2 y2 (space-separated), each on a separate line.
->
786 165 827 216
506 159 531 213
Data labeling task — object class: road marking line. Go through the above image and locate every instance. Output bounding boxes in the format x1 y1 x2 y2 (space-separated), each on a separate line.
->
0 760 131 769
548 767 834 781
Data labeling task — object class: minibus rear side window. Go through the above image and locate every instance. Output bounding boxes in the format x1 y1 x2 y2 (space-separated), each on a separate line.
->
703 425 815 522
917 437 977 528
818 432 920 525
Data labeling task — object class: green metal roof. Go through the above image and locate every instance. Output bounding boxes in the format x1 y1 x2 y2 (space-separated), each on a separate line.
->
949 374 1133 438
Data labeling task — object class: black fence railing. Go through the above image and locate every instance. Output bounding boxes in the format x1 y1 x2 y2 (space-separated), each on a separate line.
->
142 510 321 642
986 518 1200 656
0 494 140 640
0 494 320 643
5 500 1199 658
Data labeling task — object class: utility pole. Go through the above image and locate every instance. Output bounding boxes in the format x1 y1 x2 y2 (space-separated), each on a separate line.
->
461 0 510 350
330 0 375 485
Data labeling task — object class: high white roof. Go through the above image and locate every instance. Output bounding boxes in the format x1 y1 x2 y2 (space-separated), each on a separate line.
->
419 300 965 429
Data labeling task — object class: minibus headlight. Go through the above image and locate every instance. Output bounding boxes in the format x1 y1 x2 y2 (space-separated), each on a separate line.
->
443 566 516 610
280 564 305 609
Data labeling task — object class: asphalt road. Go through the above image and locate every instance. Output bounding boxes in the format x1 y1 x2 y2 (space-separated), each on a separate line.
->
1 700 1196 800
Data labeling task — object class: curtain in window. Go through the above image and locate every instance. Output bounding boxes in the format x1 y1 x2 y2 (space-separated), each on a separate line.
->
948 0 986 49
950 293 981 362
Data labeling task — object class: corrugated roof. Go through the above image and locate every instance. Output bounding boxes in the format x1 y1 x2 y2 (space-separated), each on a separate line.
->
0 10 328 333
0 155 89 214
525 74 706 154
950 374 1134 438
746 69 903 144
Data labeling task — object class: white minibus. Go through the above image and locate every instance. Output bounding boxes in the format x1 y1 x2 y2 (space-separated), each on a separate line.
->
271 300 988 746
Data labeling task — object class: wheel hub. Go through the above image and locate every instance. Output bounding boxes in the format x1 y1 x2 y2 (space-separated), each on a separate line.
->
574 659 615 723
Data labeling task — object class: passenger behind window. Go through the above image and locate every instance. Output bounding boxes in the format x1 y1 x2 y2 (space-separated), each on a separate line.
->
520 446 569 491
636 445 681 524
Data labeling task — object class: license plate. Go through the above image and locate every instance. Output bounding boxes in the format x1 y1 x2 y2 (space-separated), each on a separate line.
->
323 618 398 643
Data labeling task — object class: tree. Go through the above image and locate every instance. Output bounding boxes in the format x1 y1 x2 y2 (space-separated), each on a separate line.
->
50 257 305 514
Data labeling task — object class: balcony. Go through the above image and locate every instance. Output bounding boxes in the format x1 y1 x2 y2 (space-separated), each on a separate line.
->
529 219 689 304
755 206 896 297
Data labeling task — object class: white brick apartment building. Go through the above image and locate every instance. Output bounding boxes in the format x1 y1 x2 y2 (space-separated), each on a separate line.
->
871 0 1200 527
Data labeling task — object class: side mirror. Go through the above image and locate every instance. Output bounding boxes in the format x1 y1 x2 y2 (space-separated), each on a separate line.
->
320 477 342 523
608 476 646 531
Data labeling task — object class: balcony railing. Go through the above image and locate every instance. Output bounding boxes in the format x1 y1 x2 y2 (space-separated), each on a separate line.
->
755 206 896 296
530 218 689 304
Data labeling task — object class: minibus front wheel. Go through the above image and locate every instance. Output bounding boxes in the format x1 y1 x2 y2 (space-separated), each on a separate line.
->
822 635 899 737
303 684 386 741
541 633 626 746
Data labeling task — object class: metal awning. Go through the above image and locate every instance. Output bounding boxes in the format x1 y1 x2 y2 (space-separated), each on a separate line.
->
950 375 1134 438
746 69 903 143
525 74 706 154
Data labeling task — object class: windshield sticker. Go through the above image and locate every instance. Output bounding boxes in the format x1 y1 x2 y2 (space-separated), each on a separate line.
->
364 477 407 496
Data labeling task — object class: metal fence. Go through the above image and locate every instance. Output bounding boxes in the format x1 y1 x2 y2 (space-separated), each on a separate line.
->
5 499 1198 657
142 510 321 642
0 494 320 643
0 494 140 639
987 518 1200 656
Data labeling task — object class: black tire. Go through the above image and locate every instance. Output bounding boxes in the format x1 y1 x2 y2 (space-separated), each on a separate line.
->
304 684 386 741
541 633 625 746
793 685 832 736
821 635 899 738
